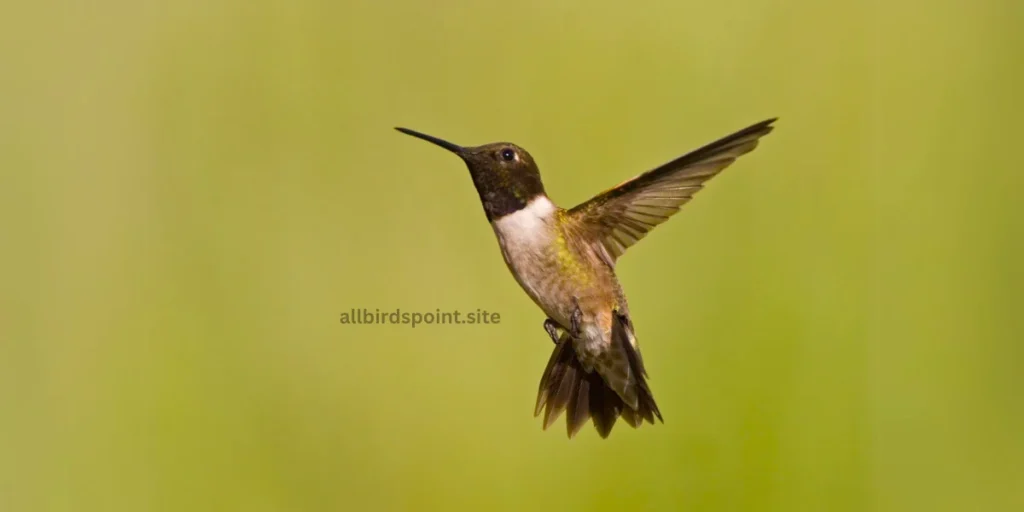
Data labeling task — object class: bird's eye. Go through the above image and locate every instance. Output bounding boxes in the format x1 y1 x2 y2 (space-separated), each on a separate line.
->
500 148 516 162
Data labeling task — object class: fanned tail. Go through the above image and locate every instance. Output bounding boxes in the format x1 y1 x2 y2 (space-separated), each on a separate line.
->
534 326 662 439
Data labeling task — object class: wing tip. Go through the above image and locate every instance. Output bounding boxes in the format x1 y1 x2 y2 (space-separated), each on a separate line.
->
738 116 779 139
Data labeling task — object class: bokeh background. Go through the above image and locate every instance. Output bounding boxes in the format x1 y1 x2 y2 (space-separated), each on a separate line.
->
2 1 1022 510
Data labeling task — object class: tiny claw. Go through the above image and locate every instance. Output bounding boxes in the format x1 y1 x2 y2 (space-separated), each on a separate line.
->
543 319 560 344
569 298 583 339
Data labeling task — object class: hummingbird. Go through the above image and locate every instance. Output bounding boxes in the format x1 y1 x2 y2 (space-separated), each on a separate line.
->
395 118 776 438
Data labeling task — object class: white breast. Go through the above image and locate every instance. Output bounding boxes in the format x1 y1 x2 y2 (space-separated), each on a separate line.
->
491 195 557 247
490 195 559 312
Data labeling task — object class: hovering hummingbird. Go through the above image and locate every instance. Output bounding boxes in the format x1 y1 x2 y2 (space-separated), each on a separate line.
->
396 118 776 438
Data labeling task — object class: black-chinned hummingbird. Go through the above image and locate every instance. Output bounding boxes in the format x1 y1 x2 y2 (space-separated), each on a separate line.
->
395 118 776 438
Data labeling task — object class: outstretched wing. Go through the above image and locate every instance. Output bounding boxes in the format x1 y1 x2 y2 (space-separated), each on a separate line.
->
568 118 776 263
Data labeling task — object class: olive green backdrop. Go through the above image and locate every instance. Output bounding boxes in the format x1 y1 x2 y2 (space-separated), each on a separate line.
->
2 1 1022 510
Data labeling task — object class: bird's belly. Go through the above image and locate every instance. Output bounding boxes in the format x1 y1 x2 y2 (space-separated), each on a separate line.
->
496 235 618 371
495 234 607 332
489 196 609 336
495 246 572 324
498 243 563 316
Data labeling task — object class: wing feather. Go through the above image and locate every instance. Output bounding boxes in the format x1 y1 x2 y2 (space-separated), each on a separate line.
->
568 118 777 262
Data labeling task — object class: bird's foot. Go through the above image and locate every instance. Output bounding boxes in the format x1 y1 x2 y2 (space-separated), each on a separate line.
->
569 298 583 340
543 319 561 345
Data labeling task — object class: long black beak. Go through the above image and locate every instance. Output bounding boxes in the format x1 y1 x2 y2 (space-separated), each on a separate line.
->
394 127 464 155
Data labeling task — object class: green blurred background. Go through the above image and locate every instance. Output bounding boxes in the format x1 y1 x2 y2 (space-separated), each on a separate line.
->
2 1 1022 510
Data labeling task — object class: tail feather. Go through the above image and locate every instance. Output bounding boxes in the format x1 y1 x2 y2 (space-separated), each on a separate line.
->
588 374 622 437
535 332 661 438
566 371 590 438
541 351 576 429
620 318 663 425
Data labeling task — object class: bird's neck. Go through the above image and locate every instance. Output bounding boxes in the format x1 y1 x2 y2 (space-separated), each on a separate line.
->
489 194 557 231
